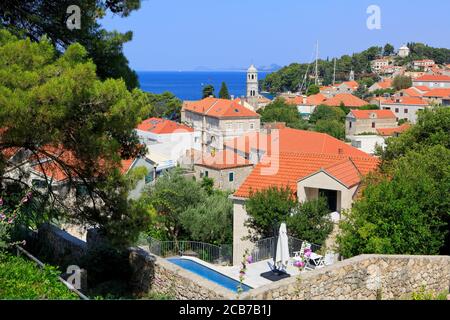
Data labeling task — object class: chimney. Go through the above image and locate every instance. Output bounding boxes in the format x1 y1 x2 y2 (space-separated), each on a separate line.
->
230 95 235 100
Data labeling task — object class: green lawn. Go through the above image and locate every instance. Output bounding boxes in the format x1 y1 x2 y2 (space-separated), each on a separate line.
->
0 252 78 300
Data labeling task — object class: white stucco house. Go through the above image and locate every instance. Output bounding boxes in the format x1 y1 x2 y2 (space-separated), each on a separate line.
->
135 117 201 172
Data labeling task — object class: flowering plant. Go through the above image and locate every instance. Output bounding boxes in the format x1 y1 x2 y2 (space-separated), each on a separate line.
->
294 247 311 272
237 249 252 296
0 191 32 250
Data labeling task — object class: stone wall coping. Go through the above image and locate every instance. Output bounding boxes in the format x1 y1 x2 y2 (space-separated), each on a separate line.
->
154 255 237 300
40 223 87 248
240 254 450 299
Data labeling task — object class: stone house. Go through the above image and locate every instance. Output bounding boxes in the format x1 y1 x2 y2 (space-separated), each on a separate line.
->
368 79 393 93
413 75 450 89
378 97 430 123
345 109 397 136
181 97 260 153
423 88 450 106
335 81 359 94
193 150 254 192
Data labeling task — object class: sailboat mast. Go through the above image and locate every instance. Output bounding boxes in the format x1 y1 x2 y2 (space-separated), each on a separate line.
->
314 41 319 86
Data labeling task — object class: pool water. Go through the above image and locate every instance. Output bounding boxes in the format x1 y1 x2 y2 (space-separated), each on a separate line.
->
167 258 252 293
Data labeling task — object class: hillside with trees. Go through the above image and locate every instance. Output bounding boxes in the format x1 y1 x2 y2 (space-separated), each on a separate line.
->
262 43 450 94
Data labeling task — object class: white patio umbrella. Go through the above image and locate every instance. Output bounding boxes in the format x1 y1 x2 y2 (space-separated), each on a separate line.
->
275 223 290 270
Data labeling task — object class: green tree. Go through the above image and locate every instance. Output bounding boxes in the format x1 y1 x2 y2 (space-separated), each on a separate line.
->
200 177 215 196
218 82 231 99
202 84 215 98
309 105 346 124
383 43 395 56
379 108 450 163
140 91 182 121
306 84 320 96
337 145 450 257
141 169 205 242
287 198 334 245
0 30 151 245
314 119 345 140
354 85 371 100
392 75 412 91
0 0 140 89
245 186 297 239
180 191 233 245
258 98 308 129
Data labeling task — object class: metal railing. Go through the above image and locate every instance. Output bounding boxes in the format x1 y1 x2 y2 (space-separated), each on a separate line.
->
147 237 232 265
249 236 321 263
146 236 321 266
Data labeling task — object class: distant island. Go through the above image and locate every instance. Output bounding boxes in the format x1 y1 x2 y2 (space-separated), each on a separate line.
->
193 64 282 72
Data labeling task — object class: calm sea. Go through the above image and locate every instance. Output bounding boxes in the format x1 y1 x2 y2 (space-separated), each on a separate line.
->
137 71 270 101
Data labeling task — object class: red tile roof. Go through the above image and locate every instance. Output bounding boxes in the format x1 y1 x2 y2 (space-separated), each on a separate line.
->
380 96 428 105
196 150 252 170
31 145 137 182
414 75 450 82
234 152 379 198
376 123 411 136
284 94 327 106
423 88 450 98
137 117 193 134
414 86 431 92
322 159 361 188
183 97 260 119
401 87 426 97
339 81 359 89
225 127 370 157
350 110 396 119
322 93 368 108
307 93 327 105
1 147 20 160
374 79 393 89
120 158 137 174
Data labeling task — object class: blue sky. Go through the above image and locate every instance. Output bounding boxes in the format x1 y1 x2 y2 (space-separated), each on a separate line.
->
100 0 450 71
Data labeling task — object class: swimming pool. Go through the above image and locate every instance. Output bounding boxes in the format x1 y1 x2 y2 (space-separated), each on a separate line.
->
167 257 252 293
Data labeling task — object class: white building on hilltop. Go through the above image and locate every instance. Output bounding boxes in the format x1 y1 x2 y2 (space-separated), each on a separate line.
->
398 44 410 58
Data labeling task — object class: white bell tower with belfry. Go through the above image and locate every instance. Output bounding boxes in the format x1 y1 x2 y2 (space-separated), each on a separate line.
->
246 64 259 108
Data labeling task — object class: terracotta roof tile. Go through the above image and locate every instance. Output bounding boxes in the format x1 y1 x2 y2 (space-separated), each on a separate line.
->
183 97 259 118
196 150 252 170
376 123 411 136
137 117 193 134
322 93 368 108
350 110 396 119
380 96 428 105
375 79 393 89
225 128 370 157
414 75 450 82
423 88 450 98
322 159 361 188
234 152 378 198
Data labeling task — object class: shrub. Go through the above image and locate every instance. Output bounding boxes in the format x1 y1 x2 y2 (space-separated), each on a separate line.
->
0 252 77 300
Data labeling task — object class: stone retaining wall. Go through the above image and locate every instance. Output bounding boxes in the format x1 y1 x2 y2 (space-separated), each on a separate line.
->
150 255 235 300
240 254 450 300
34 223 87 267
31 225 450 300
